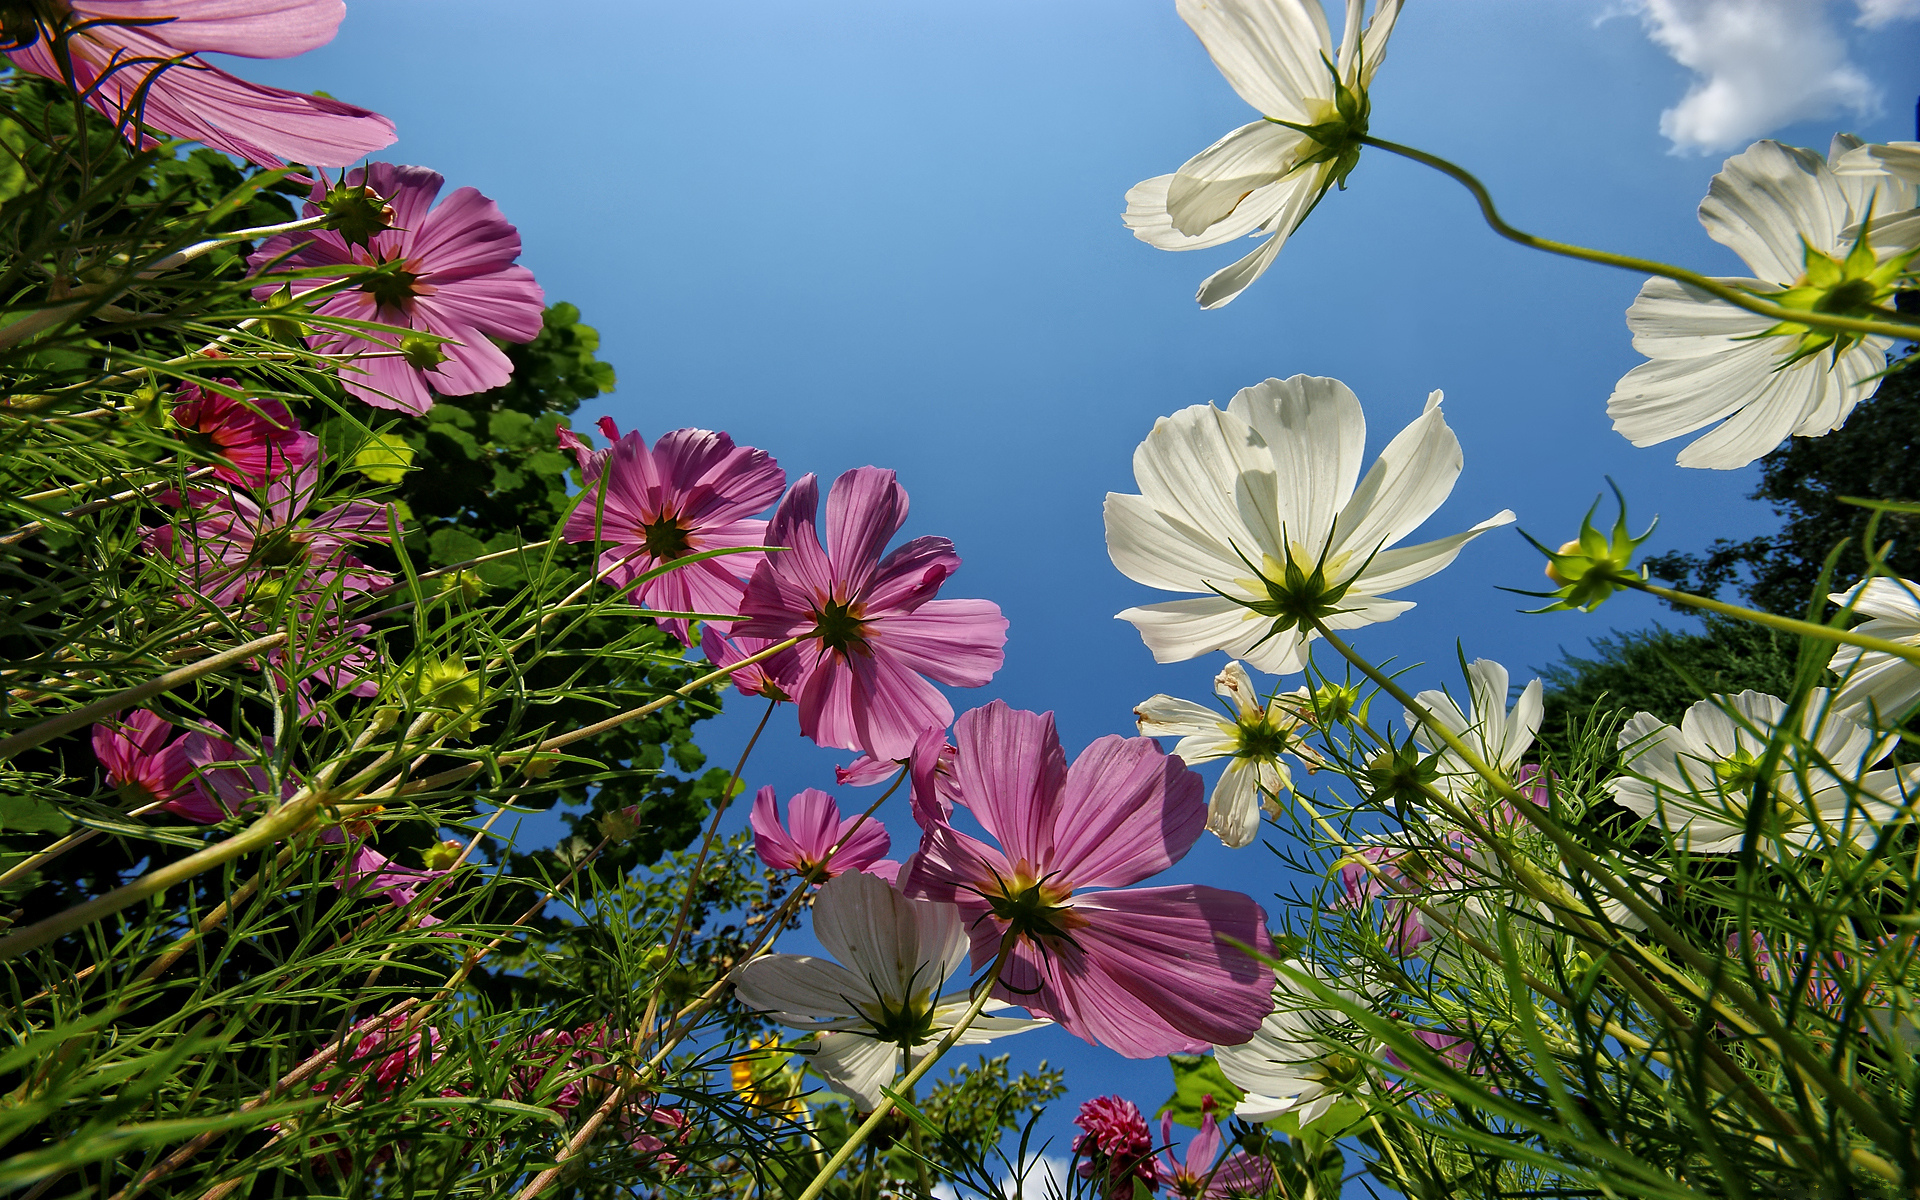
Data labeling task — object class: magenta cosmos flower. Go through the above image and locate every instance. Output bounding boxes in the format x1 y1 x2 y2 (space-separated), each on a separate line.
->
1158 1099 1271 1200
748 786 891 882
147 453 391 606
92 710 254 823
249 163 545 414
171 378 310 486
903 700 1273 1057
3 0 395 169
561 419 785 647
1073 1095 1161 1199
734 467 1007 761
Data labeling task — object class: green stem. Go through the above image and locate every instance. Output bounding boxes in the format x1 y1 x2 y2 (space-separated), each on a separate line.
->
0 791 333 962
0 630 289 763
1362 135 1920 343
1626 577 1920 665
791 932 1019 1200
1307 617 1906 1156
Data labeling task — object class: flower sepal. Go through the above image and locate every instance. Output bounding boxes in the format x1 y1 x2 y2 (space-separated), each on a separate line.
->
319 180 397 248
1515 482 1656 613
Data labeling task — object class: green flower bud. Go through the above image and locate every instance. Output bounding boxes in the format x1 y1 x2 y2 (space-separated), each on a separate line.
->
399 334 450 371
421 839 464 871
256 284 311 342
399 658 485 738
1519 481 1657 613
598 804 643 843
1365 744 1440 808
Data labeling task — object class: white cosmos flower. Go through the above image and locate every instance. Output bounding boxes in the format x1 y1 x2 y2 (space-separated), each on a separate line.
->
731 871 1046 1110
1610 689 1919 855
1828 577 1920 721
1214 964 1373 1126
1124 0 1402 309
1134 660 1323 849
1607 136 1917 471
1105 375 1515 676
1403 658 1543 804
1835 140 1920 186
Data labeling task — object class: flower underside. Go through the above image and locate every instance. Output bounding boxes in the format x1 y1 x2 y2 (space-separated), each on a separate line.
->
981 867 1083 944
855 988 940 1048
639 514 691 560
359 260 421 308
1211 540 1362 639
813 597 868 654
1751 225 1918 368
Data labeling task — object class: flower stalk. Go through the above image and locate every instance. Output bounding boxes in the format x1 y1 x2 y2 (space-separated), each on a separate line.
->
1359 135 1920 342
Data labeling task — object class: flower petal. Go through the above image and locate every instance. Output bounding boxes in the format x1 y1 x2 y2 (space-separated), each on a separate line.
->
1049 733 1206 888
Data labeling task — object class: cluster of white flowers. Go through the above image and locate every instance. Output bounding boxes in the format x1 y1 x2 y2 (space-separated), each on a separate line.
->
1104 0 1920 1137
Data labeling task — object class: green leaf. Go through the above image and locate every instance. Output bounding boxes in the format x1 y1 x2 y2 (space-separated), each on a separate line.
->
0 794 70 834
1159 1053 1242 1129
352 431 415 482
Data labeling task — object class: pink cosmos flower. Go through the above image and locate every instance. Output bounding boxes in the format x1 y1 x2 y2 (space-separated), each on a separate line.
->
339 844 447 928
1158 1099 1272 1200
91 710 255 823
839 725 960 828
503 1023 614 1115
249 163 545 414
146 453 391 605
734 468 1007 761
747 786 891 882
1073 1095 1160 1198
171 378 310 486
903 700 1273 1057
700 626 802 702
284 1012 444 1173
561 419 785 647
3 0 395 169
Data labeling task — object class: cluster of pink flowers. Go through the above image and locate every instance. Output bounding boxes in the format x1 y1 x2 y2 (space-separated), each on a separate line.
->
540 418 1281 1065
7 2 548 422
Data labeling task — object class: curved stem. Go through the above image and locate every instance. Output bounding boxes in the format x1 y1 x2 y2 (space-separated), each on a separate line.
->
637 696 778 1041
1362 135 1920 343
0 790 345 962
790 932 1020 1200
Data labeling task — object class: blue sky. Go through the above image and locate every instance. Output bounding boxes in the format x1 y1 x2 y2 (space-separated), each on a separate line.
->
246 0 1920 1181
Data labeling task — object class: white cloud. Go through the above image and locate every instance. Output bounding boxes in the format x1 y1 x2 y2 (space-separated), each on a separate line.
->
1634 0 1879 153
1856 0 1920 27
932 1154 1072 1200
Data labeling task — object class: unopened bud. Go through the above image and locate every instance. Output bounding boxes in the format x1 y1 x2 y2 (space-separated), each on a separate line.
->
598 804 643 843
399 334 449 371
421 839 464 871
1522 481 1657 614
